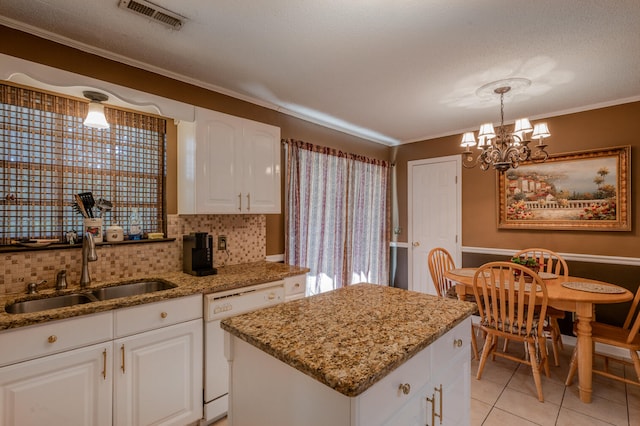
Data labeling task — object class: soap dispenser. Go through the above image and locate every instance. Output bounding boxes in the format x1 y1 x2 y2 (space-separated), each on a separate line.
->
128 208 142 240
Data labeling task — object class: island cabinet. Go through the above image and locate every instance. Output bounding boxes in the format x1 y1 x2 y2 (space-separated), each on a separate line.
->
177 107 281 214
222 284 475 426
383 320 471 426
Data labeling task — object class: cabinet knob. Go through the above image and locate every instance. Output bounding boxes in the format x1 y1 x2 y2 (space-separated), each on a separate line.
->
160 312 168 319
412 241 420 247
398 383 411 395
48 335 57 343
454 338 463 347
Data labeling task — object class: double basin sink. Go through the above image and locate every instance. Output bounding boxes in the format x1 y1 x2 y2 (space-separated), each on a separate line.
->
5 280 177 314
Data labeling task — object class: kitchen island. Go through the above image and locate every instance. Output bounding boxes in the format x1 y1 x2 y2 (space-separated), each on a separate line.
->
221 283 476 426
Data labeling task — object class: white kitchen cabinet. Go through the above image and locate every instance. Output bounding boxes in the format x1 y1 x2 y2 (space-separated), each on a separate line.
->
384 320 471 426
178 107 281 214
114 319 203 426
226 318 471 426
0 295 203 426
429 320 471 426
382 320 470 426
0 313 114 426
113 295 203 426
284 274 306 301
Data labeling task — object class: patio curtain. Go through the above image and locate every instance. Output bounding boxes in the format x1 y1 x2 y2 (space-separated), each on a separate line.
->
284 139 390 295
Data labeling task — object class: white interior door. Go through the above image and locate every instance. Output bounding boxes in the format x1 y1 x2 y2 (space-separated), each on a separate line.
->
408 156 461 295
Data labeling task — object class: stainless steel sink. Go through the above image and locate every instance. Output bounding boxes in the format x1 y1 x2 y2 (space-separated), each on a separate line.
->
4 280 178 314
5 293 96 314
91 280 177 301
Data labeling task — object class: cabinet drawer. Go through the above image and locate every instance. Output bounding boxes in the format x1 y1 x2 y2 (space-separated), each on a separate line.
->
284 274 306 297
0 312 113 367
356 345 431 425
115 294 202 337
431 318 471 368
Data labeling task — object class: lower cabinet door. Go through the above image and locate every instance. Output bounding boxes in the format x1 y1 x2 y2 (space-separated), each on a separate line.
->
0 343 112 426
114 319 203 426
383 387 427 426
437 350 470 426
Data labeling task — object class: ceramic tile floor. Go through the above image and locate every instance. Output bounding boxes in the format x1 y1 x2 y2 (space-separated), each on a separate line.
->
211 339 640 426
471 338 640 426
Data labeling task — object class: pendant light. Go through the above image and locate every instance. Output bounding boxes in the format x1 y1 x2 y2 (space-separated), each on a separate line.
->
83 91 110 129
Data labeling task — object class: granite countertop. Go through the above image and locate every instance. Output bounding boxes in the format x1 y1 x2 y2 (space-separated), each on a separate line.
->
0 261 309 330
221 283 476 397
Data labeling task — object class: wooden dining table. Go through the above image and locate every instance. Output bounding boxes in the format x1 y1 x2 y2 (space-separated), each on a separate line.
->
444 267 633 403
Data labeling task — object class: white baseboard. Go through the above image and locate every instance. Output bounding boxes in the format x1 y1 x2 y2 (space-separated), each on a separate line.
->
561 335 632 361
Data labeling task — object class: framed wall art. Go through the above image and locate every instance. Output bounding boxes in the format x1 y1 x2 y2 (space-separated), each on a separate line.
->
497 146 631 231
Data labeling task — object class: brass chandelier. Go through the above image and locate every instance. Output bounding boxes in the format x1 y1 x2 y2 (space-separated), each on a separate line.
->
461 79 551 173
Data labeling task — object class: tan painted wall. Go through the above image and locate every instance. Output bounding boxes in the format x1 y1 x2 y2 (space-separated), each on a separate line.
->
1 26 389 256
3 26 638 259
395 102 640 257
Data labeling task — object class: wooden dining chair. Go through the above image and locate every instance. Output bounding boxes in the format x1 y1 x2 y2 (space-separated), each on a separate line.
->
513 248 568 366
427 247 456 298
427 247 480 360
566 285 640 387
473 261 550 402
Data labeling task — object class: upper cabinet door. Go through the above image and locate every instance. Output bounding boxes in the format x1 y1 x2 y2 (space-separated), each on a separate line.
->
243 120 281 214
178 107 281 214
195 109 244 213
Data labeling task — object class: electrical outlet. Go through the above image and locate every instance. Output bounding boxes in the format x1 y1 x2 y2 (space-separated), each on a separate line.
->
217 235 227 251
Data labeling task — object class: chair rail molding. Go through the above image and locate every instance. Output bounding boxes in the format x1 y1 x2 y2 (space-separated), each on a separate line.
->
462 246 640 267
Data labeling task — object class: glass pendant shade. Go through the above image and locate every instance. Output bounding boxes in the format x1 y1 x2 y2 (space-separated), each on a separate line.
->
83 102 110 129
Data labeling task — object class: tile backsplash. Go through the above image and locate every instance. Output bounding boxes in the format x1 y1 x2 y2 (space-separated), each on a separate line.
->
1 214 266 296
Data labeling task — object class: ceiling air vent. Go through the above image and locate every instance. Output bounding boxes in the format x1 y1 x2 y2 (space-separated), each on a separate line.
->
118 0 185 30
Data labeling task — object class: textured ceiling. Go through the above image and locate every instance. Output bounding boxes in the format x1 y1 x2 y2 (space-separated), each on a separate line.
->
1 0 640 145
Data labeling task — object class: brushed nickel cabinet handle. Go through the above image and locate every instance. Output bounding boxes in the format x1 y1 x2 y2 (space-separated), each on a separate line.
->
48 335 57 343
102 349 107 380
121 344 125 373
246 193 250 211
426 393 436 426
398 383 411 395
238 193 242 211
435 384 443 424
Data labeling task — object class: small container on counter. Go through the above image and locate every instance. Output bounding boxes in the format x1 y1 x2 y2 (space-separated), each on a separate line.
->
106 224 124 242
83 218 103 243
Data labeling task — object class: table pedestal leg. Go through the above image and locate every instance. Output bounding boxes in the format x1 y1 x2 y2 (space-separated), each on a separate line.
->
455 284 467 301
575 303 594 403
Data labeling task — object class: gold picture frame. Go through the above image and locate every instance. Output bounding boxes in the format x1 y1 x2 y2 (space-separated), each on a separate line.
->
497 146 631 231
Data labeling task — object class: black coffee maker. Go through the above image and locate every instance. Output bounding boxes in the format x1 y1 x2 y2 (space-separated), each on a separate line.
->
183 232 217 276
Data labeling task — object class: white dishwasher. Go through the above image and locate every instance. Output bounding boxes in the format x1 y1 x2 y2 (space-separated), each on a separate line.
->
203 280 285 423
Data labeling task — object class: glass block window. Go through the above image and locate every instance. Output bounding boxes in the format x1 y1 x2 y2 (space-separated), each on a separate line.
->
0 83 166 245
